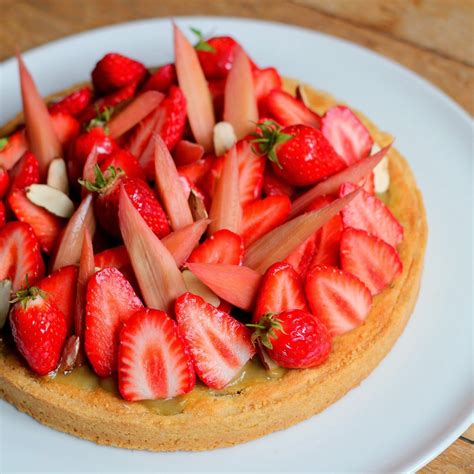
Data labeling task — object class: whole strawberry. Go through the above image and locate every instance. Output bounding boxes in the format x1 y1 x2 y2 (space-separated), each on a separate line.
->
49 87 93 116
249 309 331 368
253 121 346 187
10 284 67 375
92 53 146 94
80 165 170 239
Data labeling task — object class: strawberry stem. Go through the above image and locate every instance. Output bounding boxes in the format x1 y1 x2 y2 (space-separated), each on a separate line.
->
78 164 123 193
247 313 285 350
0 137 8 151
191 27 216 53
86 106 113 132
10 275 45 308
251 120 293 169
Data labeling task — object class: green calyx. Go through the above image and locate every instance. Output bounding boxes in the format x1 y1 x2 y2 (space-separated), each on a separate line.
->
191 27 216 53
86 106 113 133
0 137 8 152
10 275 45 309
247 313 286 350
250 120 293 169
78 164 123 193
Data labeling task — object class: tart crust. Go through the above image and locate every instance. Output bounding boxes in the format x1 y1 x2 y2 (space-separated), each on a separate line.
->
0 78 427 451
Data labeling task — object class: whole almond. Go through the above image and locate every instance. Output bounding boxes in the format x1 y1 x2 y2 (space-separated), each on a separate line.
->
47 158 69 194
26 184 74 218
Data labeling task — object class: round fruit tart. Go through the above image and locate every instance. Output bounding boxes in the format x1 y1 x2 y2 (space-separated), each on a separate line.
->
0 25 427 451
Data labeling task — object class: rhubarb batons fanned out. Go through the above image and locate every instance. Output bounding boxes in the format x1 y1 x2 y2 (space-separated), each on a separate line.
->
174 23 215 151
208 145 242 235
51 194 96 271
153 134 193 230
118 187 186 313
175 292 256 389
118 308 195 401
85 267 143 377
244 190 360 274
17 53 62 178
223 46 258 139
186 263 261 311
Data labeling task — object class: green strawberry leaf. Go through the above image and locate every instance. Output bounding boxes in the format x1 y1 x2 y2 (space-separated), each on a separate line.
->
0 137 8 152
191 27 216 53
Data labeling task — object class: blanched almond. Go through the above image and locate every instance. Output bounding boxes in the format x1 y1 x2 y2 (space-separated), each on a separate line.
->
372 143 390 194
47 158 69 194
26 184 74 218
213 121 237 157
182 269 220 308
0 279 12 329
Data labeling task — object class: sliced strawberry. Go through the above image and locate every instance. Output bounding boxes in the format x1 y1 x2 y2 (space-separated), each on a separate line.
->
177 156 214 186
264 90 321 128
95 245 130 270
253 262 308 323
8 152 39 194
8 189 64 254
321 106 373 165
305 265 373 336
242 195 291 247
310 213 342 268
0 221 45 291
262 167 295 198
49 87 93 116
253 67 282 103
175 292 256 389
361 171 375 194
173 140 204 166
37 265 78 333
142 64 177 93
85 267 143 377
340 228 403 295
339 182 403 248
118 308 195 401
50 112 80 147
188 229 244 265
100 148 146 180
0 166 9 198
0 202 5 229
0 130 27 171
284 231 320 278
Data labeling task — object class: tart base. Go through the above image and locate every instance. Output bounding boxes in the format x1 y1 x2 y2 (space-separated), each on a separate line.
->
0 80 427 451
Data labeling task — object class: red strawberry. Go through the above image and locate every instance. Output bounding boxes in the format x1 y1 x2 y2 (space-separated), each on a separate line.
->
100 148 146 180
253 122 346 187
92 53 146 94
142 64 177 93
241 195 291 247
37 265 78 333
262 167 295 198
188 229 244 265
175 292 256 389
284 231 320 278
321 105 373 165
339 182 403 248
8 189 64 254
253 262 308 323
340 228 403 295
173 140 204 166
94 245 137 289
177 156 214 186
0 201 5 228
253 67 282 103
0 166 10 198
50 112 80 147
0 130 27 171
0 222 44 291
85 267 143 377
10 285 67 375
49 87 93 116
81 165 170 239
8 152 39 194
208 78 226 118
118 308 195 401
361 171 375 194
250 309 331 368
305 265 373 336
264 90 321 128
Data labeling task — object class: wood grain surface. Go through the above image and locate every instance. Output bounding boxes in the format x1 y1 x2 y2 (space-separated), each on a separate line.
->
0 0 472 471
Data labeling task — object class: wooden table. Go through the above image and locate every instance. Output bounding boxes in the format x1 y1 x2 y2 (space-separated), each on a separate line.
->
1 0 472 471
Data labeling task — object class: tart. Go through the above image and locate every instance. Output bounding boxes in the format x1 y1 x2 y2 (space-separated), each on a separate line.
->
0 26 427 451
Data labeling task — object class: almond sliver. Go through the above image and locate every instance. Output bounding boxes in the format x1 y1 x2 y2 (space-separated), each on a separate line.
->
26 184 74 218
47 158 69 194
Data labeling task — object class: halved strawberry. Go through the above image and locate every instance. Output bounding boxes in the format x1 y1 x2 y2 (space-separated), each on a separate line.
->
262 167 295 198
253 67 282 103
37 265 78 333
339 182 403 248
188 229 244 265
118 308 195 401
253 262 308 323
284 231 319 279
141 64 177 93
85 267 143 377
175 292 256 389
0 130 27 170
95 245 130 270
0 202 5 229
8 152 39 194
49 86 93 116
0 167 9 199
305 265 373 336
321 106 373 165
177 156 214 186
0 221 45 291
8 189 64 254
50 112 80 148
340 228 403 295
242 195 291 247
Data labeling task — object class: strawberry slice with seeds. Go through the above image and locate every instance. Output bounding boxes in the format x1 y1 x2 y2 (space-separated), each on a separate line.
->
339 182 403 248
175 292 256 389
253 67 282 103
0 130 28 171
142 64 177 93
8 151 39 194
173 140 205 166
254 262 308 323
50 112 80 147
177 156 214 186
85 267 143 377
340 228 403 295
49 87 93 116
0 202 5 229
0 221 45 291
118 308 195 401
305 265 373 336
321 106 373 165
188 229 244 265
262 167 295 198
0 167 9 199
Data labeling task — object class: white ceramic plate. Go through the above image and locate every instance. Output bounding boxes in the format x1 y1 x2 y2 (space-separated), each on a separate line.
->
0 17 472 473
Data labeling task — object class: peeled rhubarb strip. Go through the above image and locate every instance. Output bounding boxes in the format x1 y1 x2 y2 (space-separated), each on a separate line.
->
223 46 258 140
162 218 210 267
51 194 96 271
119 186 186 313
208 146 242 235
186 263 261 311
245 190 361 273
290 145 390 218
108 91 164 138
17 53 62 179
153 134 193 230
174 23 215 151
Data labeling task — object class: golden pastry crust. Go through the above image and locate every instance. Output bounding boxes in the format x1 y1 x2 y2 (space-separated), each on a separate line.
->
0 78 427 451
